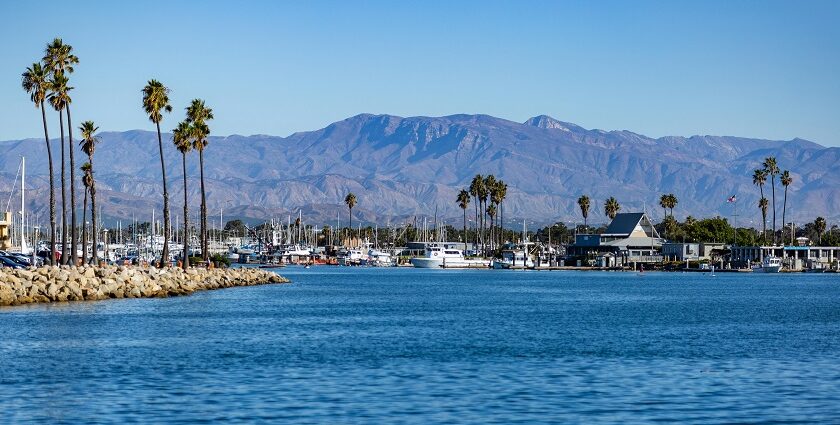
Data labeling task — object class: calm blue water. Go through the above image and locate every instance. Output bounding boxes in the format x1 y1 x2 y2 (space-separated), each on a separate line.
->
1 268 839 423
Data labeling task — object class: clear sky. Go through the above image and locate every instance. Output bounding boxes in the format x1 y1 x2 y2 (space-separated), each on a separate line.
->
2 0 839 145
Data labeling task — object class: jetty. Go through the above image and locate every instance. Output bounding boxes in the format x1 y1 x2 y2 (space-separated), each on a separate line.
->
0 265 288 306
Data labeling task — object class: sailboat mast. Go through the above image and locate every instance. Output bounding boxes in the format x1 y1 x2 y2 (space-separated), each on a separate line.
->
21 157 26 252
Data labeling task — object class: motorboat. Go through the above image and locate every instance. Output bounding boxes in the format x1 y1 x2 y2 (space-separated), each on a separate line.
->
367 249 394 267
410 246 488 268
753 256 782 273
492 248 535 269
337 248 365 266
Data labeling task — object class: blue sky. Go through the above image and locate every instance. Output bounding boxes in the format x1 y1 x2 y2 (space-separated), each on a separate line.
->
2 0 839 145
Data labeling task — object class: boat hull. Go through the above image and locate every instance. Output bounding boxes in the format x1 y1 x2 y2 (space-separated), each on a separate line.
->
410 258 442 268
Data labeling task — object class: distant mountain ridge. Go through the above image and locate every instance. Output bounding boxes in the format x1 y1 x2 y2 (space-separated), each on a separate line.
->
0 113 836 227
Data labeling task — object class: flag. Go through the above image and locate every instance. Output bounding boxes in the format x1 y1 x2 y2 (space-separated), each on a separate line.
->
727 195 737 203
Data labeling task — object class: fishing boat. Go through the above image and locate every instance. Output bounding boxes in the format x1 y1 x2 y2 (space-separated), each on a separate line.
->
410 246 487 268
753 256 782 273
492 247 535 269
337 248 365 266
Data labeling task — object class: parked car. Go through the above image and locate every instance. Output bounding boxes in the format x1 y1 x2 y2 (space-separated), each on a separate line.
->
0 255 25 269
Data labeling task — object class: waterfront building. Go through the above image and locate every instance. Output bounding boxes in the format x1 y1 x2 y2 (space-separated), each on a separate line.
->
0 211 10 250
568 212 663 266
730 245 840 270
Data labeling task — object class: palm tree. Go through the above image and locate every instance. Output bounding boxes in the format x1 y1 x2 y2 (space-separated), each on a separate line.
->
22 62 57 265
469 175 484 249
457 189 470 252
604 197 621 220
173 120 192 270
344 192 357 245
815 217 827 245
763 157 779 244
781 170 793 245
81 162 92 265
759 197 769 244
486 203 497 246
659 194 669 218
79 121 100 265
482 175 495 253
667 194 678 216
577 195 590 230
44 38 79 265
488 178 502 248
185 99 214 262
47 71 72 264
496 181 507 245
142 80 173 266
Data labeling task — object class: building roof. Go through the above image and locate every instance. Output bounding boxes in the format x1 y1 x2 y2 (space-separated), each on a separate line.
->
602 212 660 239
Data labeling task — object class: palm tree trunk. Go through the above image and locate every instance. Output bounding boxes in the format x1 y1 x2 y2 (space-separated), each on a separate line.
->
156 122 171 266
67 106 78 266
782 188 788 246
771 179 777 245
348 207 352 244
59 110 68 265
81 187 88 265
473 197 478 249
199 148 207 262
182 153 189 270
40 101 56 266
462 207 467 253
90 157 98 265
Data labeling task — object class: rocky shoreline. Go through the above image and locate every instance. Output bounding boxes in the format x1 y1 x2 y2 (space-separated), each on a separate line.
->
0 266 289 306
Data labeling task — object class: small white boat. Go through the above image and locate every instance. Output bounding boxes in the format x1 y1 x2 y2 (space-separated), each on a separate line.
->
367 249 394 267
492 249 535 269
410 246 488 268
337 249 364 266
753 256 782 273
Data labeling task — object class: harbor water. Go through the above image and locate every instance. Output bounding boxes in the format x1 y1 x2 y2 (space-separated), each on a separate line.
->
1 268 839 423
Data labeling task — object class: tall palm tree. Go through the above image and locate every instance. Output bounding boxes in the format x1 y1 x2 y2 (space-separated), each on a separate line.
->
659 194 669 219
457 189 470 252
759 197 769 244
814 216 826 245
781 170 793 245
752 168 767 243
577 195 590 229
22 62 57 265
469 175 484 249
763 157 779 244
185 99 214 261
344 192 357 245
482 175 495 253
496 181 507 245
142 80 173 266
604 197 621 220
81 162 92 265
173 120 192 270
486 203 497 245
79 121 99 264
667 194 678 216
44 38 79 265
489 179 503 248
47 72 72 264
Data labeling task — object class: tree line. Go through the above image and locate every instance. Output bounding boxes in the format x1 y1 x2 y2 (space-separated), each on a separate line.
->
22 38 215 269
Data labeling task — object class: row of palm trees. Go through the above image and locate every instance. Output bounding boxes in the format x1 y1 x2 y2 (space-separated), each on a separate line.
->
21 38 80 266
143 81 214 269
22 38 215 268
752 157 793 245
454 175 508 253
575 195 628 228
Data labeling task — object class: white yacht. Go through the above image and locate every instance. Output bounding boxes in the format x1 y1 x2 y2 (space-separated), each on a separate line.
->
337 248 365 266
492 248 535 269
367 249 394 267
753 256 782 273
410 246 488 268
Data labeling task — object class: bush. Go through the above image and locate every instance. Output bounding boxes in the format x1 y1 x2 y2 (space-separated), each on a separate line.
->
211 253 232 268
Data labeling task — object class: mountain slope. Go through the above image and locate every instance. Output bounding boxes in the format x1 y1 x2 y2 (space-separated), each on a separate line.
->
0 114 833 227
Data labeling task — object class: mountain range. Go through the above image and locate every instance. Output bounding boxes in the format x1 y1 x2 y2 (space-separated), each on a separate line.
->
0 113 837 228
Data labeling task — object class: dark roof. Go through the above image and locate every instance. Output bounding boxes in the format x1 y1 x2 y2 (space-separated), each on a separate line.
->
603 213 645 236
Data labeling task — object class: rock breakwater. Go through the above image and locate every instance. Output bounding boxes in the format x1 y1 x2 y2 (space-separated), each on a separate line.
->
0 266 289 306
